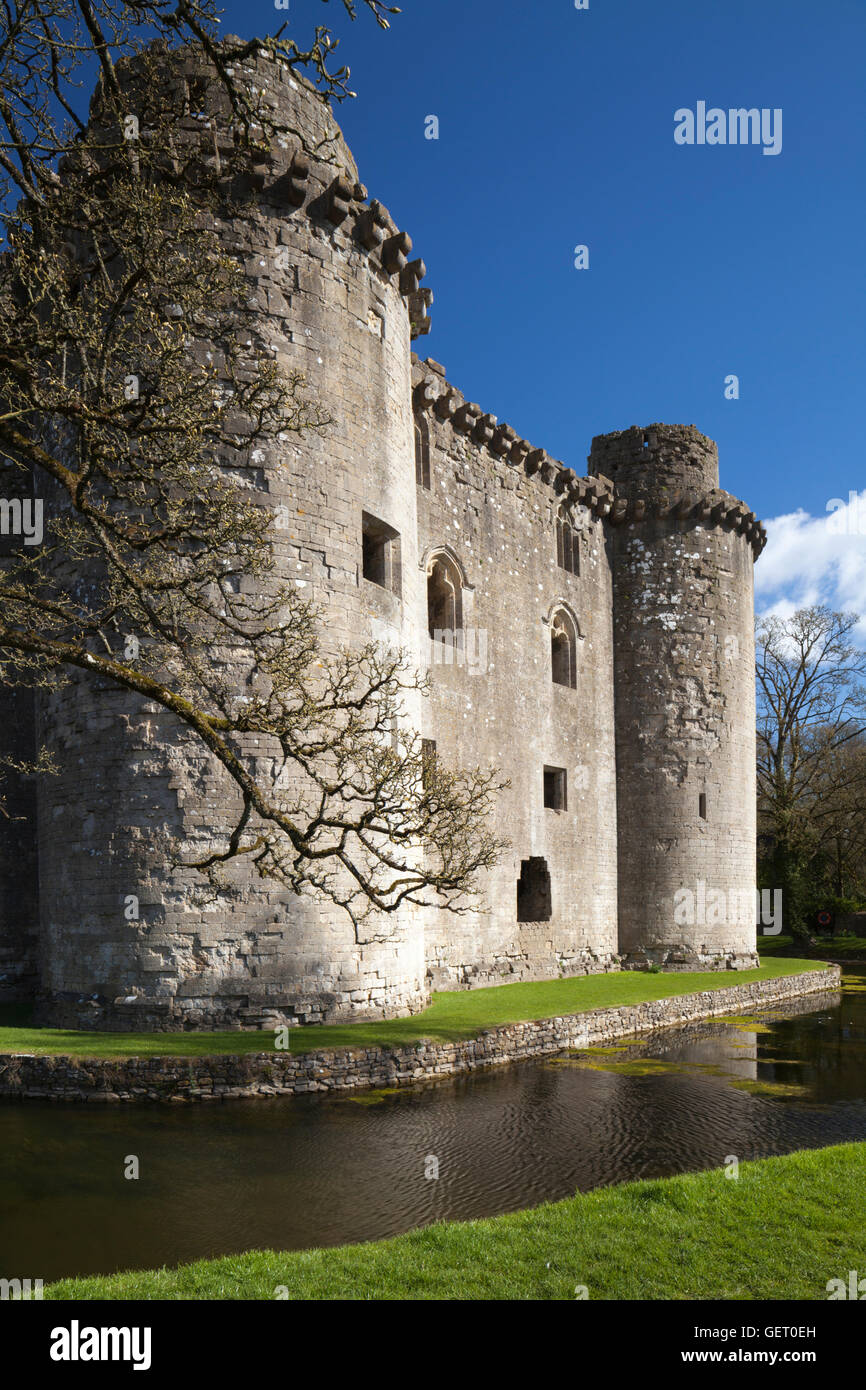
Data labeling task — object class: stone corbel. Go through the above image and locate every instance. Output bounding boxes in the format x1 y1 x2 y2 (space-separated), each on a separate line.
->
508 437 530 468
408 287 433 337
324 174 354 225
381 230 413 275
355 200 389 250
399 258 427 296
472 413 497 447
413 376 438 410
434 387 458 421
490 424 517 457
452 401 481 434
271 153 309 208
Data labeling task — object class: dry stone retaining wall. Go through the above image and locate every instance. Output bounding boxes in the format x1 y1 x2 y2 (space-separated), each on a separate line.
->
0 966 839 1103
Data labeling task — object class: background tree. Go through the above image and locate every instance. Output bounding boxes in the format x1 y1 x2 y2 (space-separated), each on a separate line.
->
756 606 866 935
809 734 866 902
0 1 507 935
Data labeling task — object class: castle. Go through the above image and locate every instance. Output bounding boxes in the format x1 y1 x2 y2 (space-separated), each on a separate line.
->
0 44 766 1031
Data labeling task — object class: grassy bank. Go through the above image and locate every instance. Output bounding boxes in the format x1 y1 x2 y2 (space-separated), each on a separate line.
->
0 957 831 1057
757 933 866 960
46 1141 866 1300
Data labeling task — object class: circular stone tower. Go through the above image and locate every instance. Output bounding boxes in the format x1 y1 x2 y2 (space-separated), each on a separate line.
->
34 41 429 1028
589 424 761 970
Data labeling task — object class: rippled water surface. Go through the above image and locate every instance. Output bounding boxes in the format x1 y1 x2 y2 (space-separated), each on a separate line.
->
2 971 865 1280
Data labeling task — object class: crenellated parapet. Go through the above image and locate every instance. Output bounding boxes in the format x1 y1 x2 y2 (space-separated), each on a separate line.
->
411 356 615 519
84 40 434 340
411 361 766 554
217 56 433 339
601 485 765 553
271 167 433 337
588 424 766 555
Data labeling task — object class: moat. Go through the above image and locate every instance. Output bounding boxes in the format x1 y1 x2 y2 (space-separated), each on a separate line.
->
2 970 864 1283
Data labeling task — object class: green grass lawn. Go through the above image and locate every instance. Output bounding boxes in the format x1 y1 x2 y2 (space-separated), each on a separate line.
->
45 1141 866 1300
0 957 832 1058
758 933 866 960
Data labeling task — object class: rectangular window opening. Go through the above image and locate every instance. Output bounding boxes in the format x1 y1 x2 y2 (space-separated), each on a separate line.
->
517 856 552 923
699 791 708 821
362 511 401 596
543 765 567 811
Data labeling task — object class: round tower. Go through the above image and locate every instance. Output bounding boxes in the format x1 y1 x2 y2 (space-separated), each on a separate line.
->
35 42 429 1028
590 424 760 970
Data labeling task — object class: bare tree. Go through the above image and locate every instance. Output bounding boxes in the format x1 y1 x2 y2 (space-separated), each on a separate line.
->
0 1 507 934
810 734 866 900
756 606 866 930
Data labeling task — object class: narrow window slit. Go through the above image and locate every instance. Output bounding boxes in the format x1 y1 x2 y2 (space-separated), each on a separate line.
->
414 418 431 489
551 609 578 689
427 553 462 637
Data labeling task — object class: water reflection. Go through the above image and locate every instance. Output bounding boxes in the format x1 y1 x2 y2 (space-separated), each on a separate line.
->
1 975 864 1281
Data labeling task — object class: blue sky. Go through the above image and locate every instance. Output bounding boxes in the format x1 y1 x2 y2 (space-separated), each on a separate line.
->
226 1 865 627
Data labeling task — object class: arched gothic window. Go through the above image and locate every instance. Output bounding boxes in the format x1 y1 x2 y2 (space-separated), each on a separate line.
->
414 417 431 489
556 503 580 575
551 608 577 689
427 553 463 638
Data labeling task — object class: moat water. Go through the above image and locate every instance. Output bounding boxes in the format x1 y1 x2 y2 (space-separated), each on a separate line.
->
2 969 865 1282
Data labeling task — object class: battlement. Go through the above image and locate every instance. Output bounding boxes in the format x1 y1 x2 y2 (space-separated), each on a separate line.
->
588 423 718 488
85 39 434 338
410 354 613 511
412 361 766 555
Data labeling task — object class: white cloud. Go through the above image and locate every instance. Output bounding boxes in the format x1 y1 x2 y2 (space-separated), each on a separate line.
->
755 489 866 642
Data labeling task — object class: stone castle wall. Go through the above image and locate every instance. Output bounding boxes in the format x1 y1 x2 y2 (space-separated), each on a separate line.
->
0 41 767 1029
411 361 619 987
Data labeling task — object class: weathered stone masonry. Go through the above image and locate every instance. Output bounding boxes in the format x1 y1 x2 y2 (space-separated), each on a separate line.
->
0 42 768 1029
